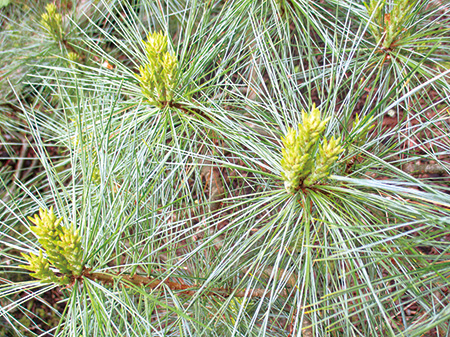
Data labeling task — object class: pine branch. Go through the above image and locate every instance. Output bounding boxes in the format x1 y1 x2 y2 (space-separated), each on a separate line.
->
83 269 288 298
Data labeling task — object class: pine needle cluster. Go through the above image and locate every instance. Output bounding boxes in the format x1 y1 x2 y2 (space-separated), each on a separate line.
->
365 0 415 50
1 0 450 335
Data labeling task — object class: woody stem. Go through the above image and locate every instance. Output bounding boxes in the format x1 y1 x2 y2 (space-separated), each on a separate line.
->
82 270 287 298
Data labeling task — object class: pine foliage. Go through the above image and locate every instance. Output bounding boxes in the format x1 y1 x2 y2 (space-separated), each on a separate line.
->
1 0 450 336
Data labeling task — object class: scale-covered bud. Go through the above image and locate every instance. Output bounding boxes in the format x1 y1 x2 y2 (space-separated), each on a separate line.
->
29 207 64 252
162 52 178 101
144 31 168 57
59 225 83 276
280 128 310 193
303 136 344 187
21 207 84 284
20 250 62 284
40 3 63 41
136 31 178 106
280 105 343 192
298 104 330 155
352 113 374 147
67 52 80 69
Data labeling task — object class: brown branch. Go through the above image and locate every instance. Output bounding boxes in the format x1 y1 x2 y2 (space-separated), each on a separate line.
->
84 271 194 293
82 270 285 298
403 162 449 175
61 39 77 54
166 102 210 121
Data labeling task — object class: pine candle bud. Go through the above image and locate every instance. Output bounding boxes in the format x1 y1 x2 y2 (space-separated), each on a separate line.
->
281 105 343 193
20 250 61 284
162 52 177 95
136 31 178 107
67 52 80 69
28 208 66 271
40 3 63 41
351 113 374 147
20 207 83 285
58 224 84 275
303 136 344 187
145 31 168 56
297 104 330 155
281 128 310 193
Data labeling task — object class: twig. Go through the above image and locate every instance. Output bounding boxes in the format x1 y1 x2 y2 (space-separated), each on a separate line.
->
403 162 449 175
82 270 285 298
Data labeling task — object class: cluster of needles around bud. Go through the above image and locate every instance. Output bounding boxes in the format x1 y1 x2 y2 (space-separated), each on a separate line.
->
365 0 414 51
20 208 83 285
280 104 344 194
